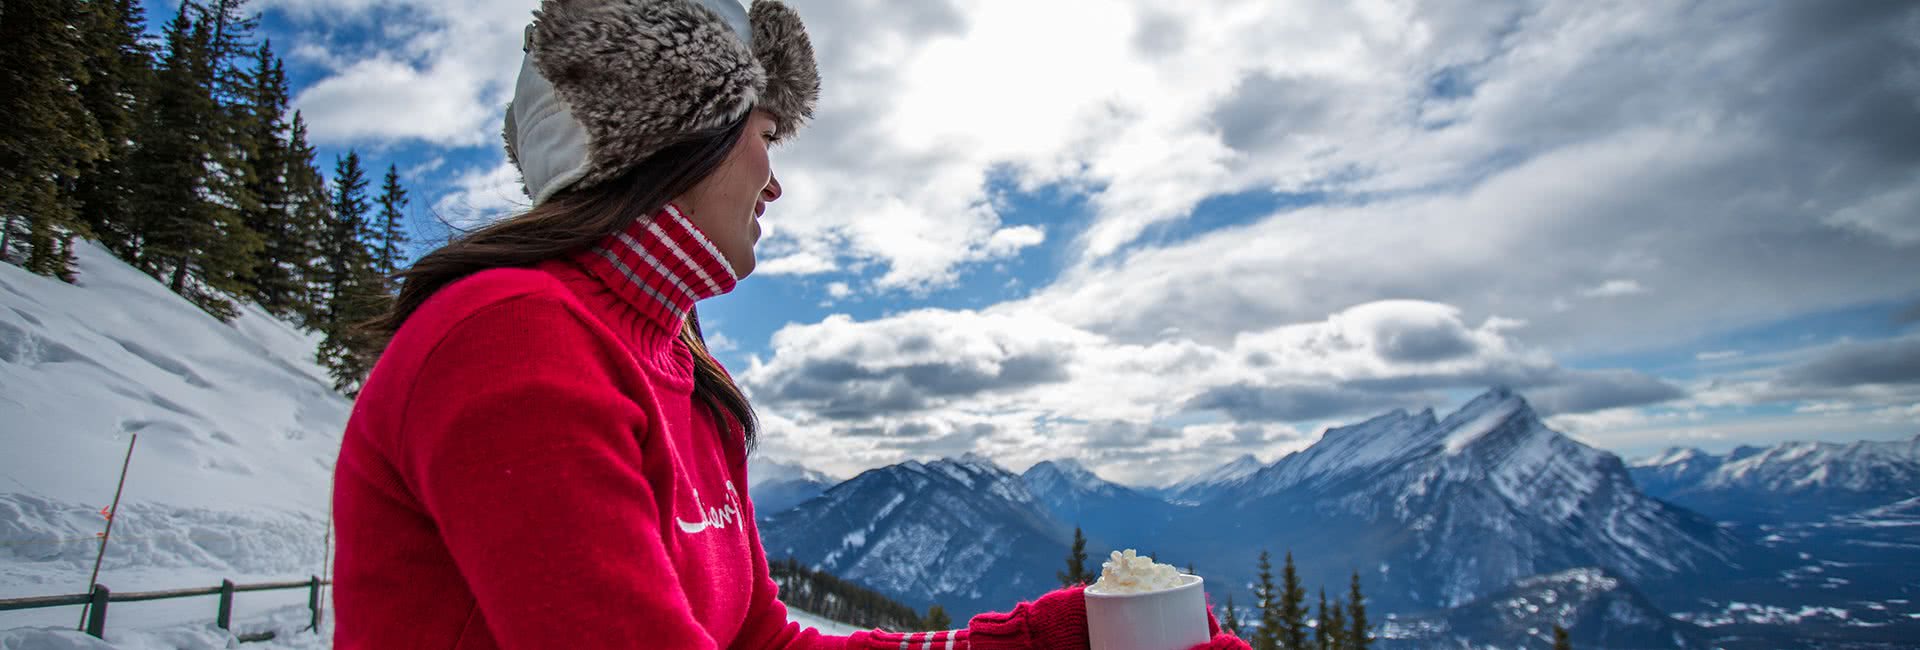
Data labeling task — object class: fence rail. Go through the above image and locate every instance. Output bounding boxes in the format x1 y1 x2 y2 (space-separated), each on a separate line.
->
0 577 329 640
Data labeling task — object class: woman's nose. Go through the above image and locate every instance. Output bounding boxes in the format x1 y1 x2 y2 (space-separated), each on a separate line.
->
763 173 782 203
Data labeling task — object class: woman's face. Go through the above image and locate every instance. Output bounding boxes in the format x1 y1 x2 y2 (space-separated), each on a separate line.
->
677 109 783 279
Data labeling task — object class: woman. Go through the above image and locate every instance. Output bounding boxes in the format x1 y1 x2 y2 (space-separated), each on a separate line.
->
331 1 1247 648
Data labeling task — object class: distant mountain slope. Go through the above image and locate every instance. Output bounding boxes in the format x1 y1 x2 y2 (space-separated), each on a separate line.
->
757 454 1073 618
749 457 840 517
1382 567 1707 650
1020 459 1176 552
1630 436 1920 523
0 242 345 599
1168 388 1741 612
1156 454 1266 504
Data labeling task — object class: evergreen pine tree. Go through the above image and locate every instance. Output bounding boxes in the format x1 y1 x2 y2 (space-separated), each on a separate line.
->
1279 552 1309 650
318 152 381 393
284 111 331 325
923 604 950 631
130 4 215 274
373 164 409 281
187 0 269 305
1347 571 1371 650
1058 527 1090 586
1552 624 1572 650
74 0 155 261
129 2 262 319
0 0 106 276
192 0 260 103
1253 551 1280 650
1325 598 1348 650
242 40 305 316
1222 593 1243 638
1314 589 1332 650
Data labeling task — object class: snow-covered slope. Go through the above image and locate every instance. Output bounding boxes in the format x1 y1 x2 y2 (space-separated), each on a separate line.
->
749 456 841 517
1020 459 1175 555
758 454 1073 619
0 243 347 626
1156 453 1266 504
1382 567 1707 650
750 456 839 487
1171 388 1740 612
1630 435 1920 522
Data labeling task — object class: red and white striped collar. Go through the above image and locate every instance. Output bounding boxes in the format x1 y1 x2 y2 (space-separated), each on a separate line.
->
574 203 738 336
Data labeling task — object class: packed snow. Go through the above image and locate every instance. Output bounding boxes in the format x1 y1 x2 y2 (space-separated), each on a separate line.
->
1 242 344 635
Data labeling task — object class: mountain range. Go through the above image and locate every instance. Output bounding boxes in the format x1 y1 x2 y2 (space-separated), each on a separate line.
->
755 389 1920 648
757 454 1075 617
1629 435 1920 523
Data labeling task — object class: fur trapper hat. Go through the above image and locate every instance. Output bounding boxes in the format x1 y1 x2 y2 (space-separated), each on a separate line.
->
503 0 820 205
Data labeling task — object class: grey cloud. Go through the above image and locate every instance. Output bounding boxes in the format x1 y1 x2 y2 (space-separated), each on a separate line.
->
1209 73 1343 151
1781 336 1920 388
1376 322 1479 362
870 422 997 456
1132 9 1186 57
1080 420 1182 450
1895 301 1920 326
1034 0 1920 360
1526 370 1687 415
1183 383 1412 422
752 351 1072 420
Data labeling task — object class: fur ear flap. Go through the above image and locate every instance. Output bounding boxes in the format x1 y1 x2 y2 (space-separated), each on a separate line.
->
528 0 765 193
750 0 820 138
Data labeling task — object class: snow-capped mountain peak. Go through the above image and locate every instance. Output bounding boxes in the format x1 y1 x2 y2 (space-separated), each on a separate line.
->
1632 446 1711 469
747 455 838 487
1157 453 1271 504
1022 459 1128 499
1209 387 1736 609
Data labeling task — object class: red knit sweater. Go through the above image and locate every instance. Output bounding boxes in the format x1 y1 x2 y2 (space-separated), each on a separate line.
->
332 206 1016 649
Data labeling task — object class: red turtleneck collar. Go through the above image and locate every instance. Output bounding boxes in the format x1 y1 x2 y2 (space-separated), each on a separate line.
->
571 203 738 337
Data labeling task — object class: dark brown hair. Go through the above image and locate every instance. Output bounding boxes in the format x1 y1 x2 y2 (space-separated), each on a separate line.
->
371 117 758 448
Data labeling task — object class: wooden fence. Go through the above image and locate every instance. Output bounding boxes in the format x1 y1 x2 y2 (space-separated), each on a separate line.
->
0 577 329 641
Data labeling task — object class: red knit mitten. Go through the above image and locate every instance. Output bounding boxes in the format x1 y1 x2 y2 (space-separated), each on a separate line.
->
965 585 1089 650
1188 633 1252 650
1188 606 1251 650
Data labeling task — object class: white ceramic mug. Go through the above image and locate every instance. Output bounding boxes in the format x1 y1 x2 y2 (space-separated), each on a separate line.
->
1084 574 1210 650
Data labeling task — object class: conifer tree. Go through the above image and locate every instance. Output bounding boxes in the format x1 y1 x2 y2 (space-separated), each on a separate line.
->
1347 571 1371 650
193 0 260 103
0 0 106 276
1314 589 1333 650
1222 593 1244 638
284 111 332 325
1325 598 1348 650
373 164 409 281
1279 552 1309 650
1552 624 1572 650
1059 527 1090 586
187 0 269 301
923 604 950 631
242 40 307 316
74 0 155 262
129 3 210 274
1253 551 1280 650
318 152 382 392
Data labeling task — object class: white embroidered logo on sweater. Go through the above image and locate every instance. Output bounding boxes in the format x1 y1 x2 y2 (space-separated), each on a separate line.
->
677 480 742 534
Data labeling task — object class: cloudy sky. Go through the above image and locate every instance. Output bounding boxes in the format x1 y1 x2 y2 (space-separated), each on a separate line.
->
191 0 1918 484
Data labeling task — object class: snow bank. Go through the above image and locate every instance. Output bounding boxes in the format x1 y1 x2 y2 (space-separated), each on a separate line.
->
1 242 345 618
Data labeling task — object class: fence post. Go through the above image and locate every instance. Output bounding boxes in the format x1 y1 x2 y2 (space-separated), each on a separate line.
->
307 576 321 631
216 579 235 630
84 584 109 638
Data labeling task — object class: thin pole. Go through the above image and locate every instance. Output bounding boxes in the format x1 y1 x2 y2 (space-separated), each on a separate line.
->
318 484 333 630
78 433 137 631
